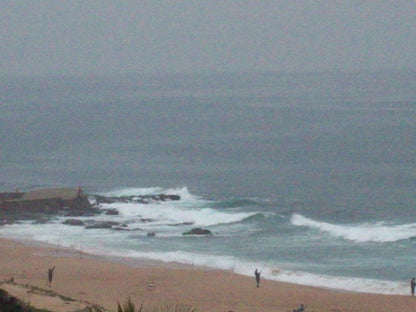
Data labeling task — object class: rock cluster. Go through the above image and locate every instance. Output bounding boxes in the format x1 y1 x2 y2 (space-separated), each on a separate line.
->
0 188 213 236
0 188 93 221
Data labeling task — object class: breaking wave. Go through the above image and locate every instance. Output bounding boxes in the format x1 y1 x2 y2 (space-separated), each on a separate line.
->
290 213 416 243
95 186 257 229
97 186 196 201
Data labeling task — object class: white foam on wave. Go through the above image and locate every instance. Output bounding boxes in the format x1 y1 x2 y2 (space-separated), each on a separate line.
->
101 201 256 228
0 221 87 249
97 248 409 295
96 185 256 229
108 249 237 270
261 266 408 295
99 187 163 197
98 186 196 200
291 213 416 243
0 221 408 295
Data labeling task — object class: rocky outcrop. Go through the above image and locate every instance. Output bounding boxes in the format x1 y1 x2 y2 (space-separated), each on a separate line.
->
0 188 95 221
0 192 24 201
0 188 184 231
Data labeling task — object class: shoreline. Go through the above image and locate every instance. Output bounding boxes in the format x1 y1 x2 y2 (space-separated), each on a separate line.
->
5 235 408 296
6 236 211 270
1 237 416 311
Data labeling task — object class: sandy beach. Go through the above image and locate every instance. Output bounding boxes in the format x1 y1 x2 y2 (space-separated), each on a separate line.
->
0 238 415 312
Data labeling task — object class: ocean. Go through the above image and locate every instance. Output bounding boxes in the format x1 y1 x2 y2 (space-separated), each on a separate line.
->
1 70 415 295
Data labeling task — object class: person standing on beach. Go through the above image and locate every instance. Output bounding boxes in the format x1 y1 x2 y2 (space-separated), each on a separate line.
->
48 266 55 287
255 269 261 288
411 277 415 295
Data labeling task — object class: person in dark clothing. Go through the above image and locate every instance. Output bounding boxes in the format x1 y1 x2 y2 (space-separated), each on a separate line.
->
48 266 55 287
411 277 416 296
293 304 304 312
254 269 261 288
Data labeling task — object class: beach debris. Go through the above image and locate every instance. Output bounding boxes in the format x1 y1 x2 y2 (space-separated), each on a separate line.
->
147 280 155 290
272 269 280 275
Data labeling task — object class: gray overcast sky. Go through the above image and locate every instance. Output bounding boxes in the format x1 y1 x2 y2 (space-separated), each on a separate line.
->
1 1 415 76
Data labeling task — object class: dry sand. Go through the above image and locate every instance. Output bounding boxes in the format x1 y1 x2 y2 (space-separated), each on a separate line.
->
1 238 415 312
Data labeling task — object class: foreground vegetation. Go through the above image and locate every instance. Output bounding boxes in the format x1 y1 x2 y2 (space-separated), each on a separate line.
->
0 288 49 312
86 297 198 312
0 288 197 312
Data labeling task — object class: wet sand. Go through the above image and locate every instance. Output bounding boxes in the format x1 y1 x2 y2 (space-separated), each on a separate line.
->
1 238 415 312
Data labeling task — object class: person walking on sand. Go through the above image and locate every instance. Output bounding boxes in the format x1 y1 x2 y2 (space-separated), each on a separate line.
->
255 269 261 288
411 277 416 295
48 266 55 287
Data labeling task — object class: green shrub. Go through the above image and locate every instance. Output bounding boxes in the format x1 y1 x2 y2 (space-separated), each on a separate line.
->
116 298 197 312
0 288 51 312
117 297 142 312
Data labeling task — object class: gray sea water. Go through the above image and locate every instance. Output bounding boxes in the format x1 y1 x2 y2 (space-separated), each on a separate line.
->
1 70 416 294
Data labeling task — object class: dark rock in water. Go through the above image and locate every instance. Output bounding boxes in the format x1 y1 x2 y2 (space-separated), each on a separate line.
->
147 232 156 237
170 222 194 226
31 216 53 224
182 227 213 236
93 193 181 205
113 224 130 231
85 221 119 229
152 194 181 201
94 195 117 204
104 208 119 215
63 219 85 226
140 218 154 223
